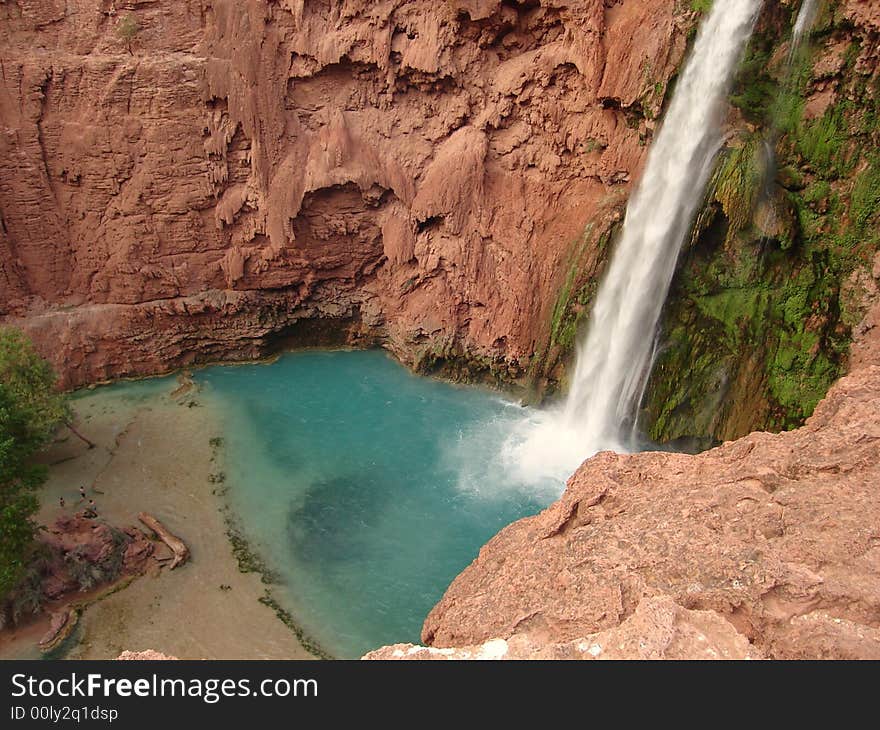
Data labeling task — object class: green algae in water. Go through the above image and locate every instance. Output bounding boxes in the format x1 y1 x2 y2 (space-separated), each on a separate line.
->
196 351 558 658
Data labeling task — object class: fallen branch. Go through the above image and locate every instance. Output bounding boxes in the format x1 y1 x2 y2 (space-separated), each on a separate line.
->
65 420 96 449
39 609 79 653
138 513 190 570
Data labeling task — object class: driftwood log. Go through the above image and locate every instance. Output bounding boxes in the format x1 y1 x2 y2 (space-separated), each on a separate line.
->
39 609 78 653
65 420 96 449
138 513 190 569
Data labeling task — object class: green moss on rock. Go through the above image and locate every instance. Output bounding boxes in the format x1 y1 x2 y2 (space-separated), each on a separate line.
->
643 6 879 445
528 215 620 397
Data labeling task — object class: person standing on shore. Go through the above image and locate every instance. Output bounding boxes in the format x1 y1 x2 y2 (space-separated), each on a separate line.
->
59 496 65 508
79 485 87 502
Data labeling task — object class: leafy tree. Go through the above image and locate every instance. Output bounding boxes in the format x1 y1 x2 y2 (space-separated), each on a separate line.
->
0 407 41 607
0 328 70 604
116 12 140 55
0 328 70 454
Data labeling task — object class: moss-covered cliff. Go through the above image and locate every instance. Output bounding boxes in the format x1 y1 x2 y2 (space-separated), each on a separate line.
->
532 1 878 444
640 0 879 444
526 200 623 398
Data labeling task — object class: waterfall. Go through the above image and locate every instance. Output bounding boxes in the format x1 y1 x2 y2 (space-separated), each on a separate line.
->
504 0 763 485
761 0 820 240
790 0 819 61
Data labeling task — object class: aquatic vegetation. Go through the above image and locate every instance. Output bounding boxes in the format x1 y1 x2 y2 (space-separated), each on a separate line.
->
257 591 332 660
222 513 281 585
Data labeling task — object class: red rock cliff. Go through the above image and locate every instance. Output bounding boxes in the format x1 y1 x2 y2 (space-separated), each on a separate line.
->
0 0 691 387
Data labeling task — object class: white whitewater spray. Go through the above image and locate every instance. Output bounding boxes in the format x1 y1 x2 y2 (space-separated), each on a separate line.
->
503 0 763 485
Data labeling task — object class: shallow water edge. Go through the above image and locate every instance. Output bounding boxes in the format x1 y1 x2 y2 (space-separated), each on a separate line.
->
0 373 319 660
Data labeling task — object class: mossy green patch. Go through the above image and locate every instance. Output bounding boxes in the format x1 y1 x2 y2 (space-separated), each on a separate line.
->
797 104 854 178
527 216 620 397
548 225 614 353
644 226 850 441
713 135 765 233
644 8 879 444
850 157 880 230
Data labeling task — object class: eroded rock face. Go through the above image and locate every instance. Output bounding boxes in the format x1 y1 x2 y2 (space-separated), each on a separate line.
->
420 359 880 659
0 0 691 387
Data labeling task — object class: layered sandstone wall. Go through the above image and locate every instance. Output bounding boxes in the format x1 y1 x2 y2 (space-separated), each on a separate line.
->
0 0 692 388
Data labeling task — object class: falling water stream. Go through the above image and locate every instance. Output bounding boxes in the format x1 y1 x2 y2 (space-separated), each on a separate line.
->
761 0 821 240
503 0 764 484
790 0 820 61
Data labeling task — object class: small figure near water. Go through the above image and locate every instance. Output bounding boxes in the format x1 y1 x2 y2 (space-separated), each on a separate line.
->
59 496 65 508
84 499 98 519
79 485 87 501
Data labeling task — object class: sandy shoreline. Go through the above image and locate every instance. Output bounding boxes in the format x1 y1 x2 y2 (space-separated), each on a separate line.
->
0 375 318 660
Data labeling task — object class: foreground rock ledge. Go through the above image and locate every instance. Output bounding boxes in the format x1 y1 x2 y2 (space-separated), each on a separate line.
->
394 365 880 661
364 596 762 660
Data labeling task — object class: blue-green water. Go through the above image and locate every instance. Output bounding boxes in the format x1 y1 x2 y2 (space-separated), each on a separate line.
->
196 350 559 658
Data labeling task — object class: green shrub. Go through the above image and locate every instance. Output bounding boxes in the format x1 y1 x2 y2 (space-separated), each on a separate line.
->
116 12 140 54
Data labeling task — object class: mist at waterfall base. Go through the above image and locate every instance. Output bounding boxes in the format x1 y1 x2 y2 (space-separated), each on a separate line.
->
198 351 558 658
502 0 763 485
